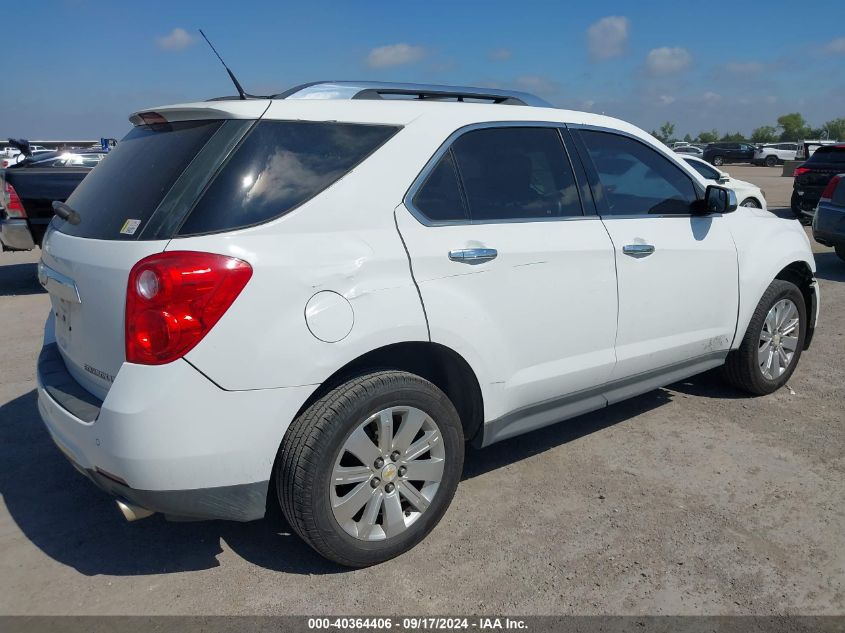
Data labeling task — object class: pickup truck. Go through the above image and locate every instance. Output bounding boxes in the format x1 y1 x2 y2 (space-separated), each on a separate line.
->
1 148 105 250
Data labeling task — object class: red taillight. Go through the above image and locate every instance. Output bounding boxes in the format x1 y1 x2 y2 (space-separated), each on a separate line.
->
820 175 842 202
125 251 252 365
3 181 27 218
794 166 811 177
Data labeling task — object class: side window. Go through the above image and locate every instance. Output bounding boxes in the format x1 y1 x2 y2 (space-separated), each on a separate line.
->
578 130 697 216
412 150 468 222
450 127 582 222
179 121 399 236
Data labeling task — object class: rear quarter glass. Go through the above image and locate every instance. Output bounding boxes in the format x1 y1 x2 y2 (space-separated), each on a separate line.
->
176 120 399 236
55 120 224 240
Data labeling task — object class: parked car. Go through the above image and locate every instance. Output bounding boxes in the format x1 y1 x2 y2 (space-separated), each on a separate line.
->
753 143 798 167
682 155 766 208
0 148 105 250
35 81 818 567
791 144 845 220
811 173 845 262
703 142 757 166
674 145 703 156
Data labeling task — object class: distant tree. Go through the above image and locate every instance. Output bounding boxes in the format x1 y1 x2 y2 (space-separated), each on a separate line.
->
651 121 676 143
683 133 693 143
720 132 746 142
777 113 812 141
821 118 845 141
697 129 720 143
751 126 778 143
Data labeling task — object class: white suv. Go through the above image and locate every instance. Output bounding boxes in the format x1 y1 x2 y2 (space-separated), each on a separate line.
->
753 142 799 166
36 82 819 567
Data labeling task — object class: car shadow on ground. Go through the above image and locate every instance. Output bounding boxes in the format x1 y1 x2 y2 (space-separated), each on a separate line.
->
0 262 43 297
0 381 713 577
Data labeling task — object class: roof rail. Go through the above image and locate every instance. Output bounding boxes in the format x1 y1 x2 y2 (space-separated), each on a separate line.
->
272 81 554 107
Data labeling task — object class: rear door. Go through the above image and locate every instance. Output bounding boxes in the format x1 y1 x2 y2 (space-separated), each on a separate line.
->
39 113 260 399
571 127 738 389
395 124 618 423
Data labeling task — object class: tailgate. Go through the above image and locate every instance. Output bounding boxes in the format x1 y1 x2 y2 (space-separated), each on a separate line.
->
40 232 168 399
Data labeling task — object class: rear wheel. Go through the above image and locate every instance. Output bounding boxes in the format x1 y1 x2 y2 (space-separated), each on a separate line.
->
765 155 778 167
835 244 845 262
740 198 761 208
277 370 464 567
722 280 806 395
712 155 725 166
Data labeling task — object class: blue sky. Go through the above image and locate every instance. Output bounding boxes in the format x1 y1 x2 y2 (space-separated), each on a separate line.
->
2 0 844 139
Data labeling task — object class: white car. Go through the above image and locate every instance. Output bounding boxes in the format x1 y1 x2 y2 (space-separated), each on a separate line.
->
753 143 798 167
682 155 767 209
36 81 819 567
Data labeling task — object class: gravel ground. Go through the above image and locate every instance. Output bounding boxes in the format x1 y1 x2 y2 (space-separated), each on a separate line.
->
0 166 842 615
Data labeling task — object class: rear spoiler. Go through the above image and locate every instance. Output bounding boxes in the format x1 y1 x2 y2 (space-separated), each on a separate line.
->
128 101 271 126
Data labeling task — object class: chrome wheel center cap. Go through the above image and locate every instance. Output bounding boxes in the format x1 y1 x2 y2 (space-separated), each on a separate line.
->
773 333 782 346
381 463 398 483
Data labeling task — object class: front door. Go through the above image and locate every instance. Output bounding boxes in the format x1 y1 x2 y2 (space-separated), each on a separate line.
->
571 128 739 389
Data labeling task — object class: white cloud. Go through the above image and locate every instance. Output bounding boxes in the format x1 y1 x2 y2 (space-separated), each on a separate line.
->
587 16 629 61
488 47 512 61
656 94 676 106
725 61 765 74
156 27 196 52
366 43 425 68
824 37 845 54
645 47 692 75
702 91 721 104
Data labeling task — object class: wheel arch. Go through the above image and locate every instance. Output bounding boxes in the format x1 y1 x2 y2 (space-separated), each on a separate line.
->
266 341 484 516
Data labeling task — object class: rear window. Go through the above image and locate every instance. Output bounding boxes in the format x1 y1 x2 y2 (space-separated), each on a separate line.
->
808 147 845 164
177 121 399 235
57 120 224 240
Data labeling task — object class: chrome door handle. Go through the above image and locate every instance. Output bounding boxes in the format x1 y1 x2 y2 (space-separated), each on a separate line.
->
448 248 498 264
622 244 655 257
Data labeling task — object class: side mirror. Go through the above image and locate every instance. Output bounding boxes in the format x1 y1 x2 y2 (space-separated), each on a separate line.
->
701 184 737 214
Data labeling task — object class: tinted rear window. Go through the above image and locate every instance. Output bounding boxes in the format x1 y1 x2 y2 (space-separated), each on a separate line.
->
57 120 223 240
808 147 845 164
177 121 399 236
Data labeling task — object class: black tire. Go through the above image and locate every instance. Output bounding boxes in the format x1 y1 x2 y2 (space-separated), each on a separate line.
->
765 155 778 167
835 244 845 263
790 191 810 223
740 198 761 208
277 370 464 567
722 280 806 396
712 155 724 166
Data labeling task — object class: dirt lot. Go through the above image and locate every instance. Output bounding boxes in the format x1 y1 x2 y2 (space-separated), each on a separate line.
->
0 166 842 615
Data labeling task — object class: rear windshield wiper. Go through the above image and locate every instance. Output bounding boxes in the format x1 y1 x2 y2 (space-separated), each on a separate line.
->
52 201 81 225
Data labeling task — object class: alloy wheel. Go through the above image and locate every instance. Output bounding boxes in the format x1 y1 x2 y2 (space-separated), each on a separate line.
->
330 406 445 541
758 298 800 380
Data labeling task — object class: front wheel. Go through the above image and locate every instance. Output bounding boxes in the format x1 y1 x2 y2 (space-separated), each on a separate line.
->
722 280 806 395
740 197 761 208
765 155 778 167
277 370 464 567
712 155 725 166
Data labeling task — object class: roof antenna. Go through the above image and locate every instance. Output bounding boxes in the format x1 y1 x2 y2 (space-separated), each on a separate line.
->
199 29 250 100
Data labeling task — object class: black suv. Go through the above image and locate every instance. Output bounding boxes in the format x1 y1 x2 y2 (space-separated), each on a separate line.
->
702 142 756 166
792 144 845 220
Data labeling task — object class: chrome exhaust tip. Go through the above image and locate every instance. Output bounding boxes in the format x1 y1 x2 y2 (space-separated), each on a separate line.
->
116 499 155 522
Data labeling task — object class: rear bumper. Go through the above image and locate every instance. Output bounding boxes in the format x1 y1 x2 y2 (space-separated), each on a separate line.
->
0 218 36 250
36 315 314 521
